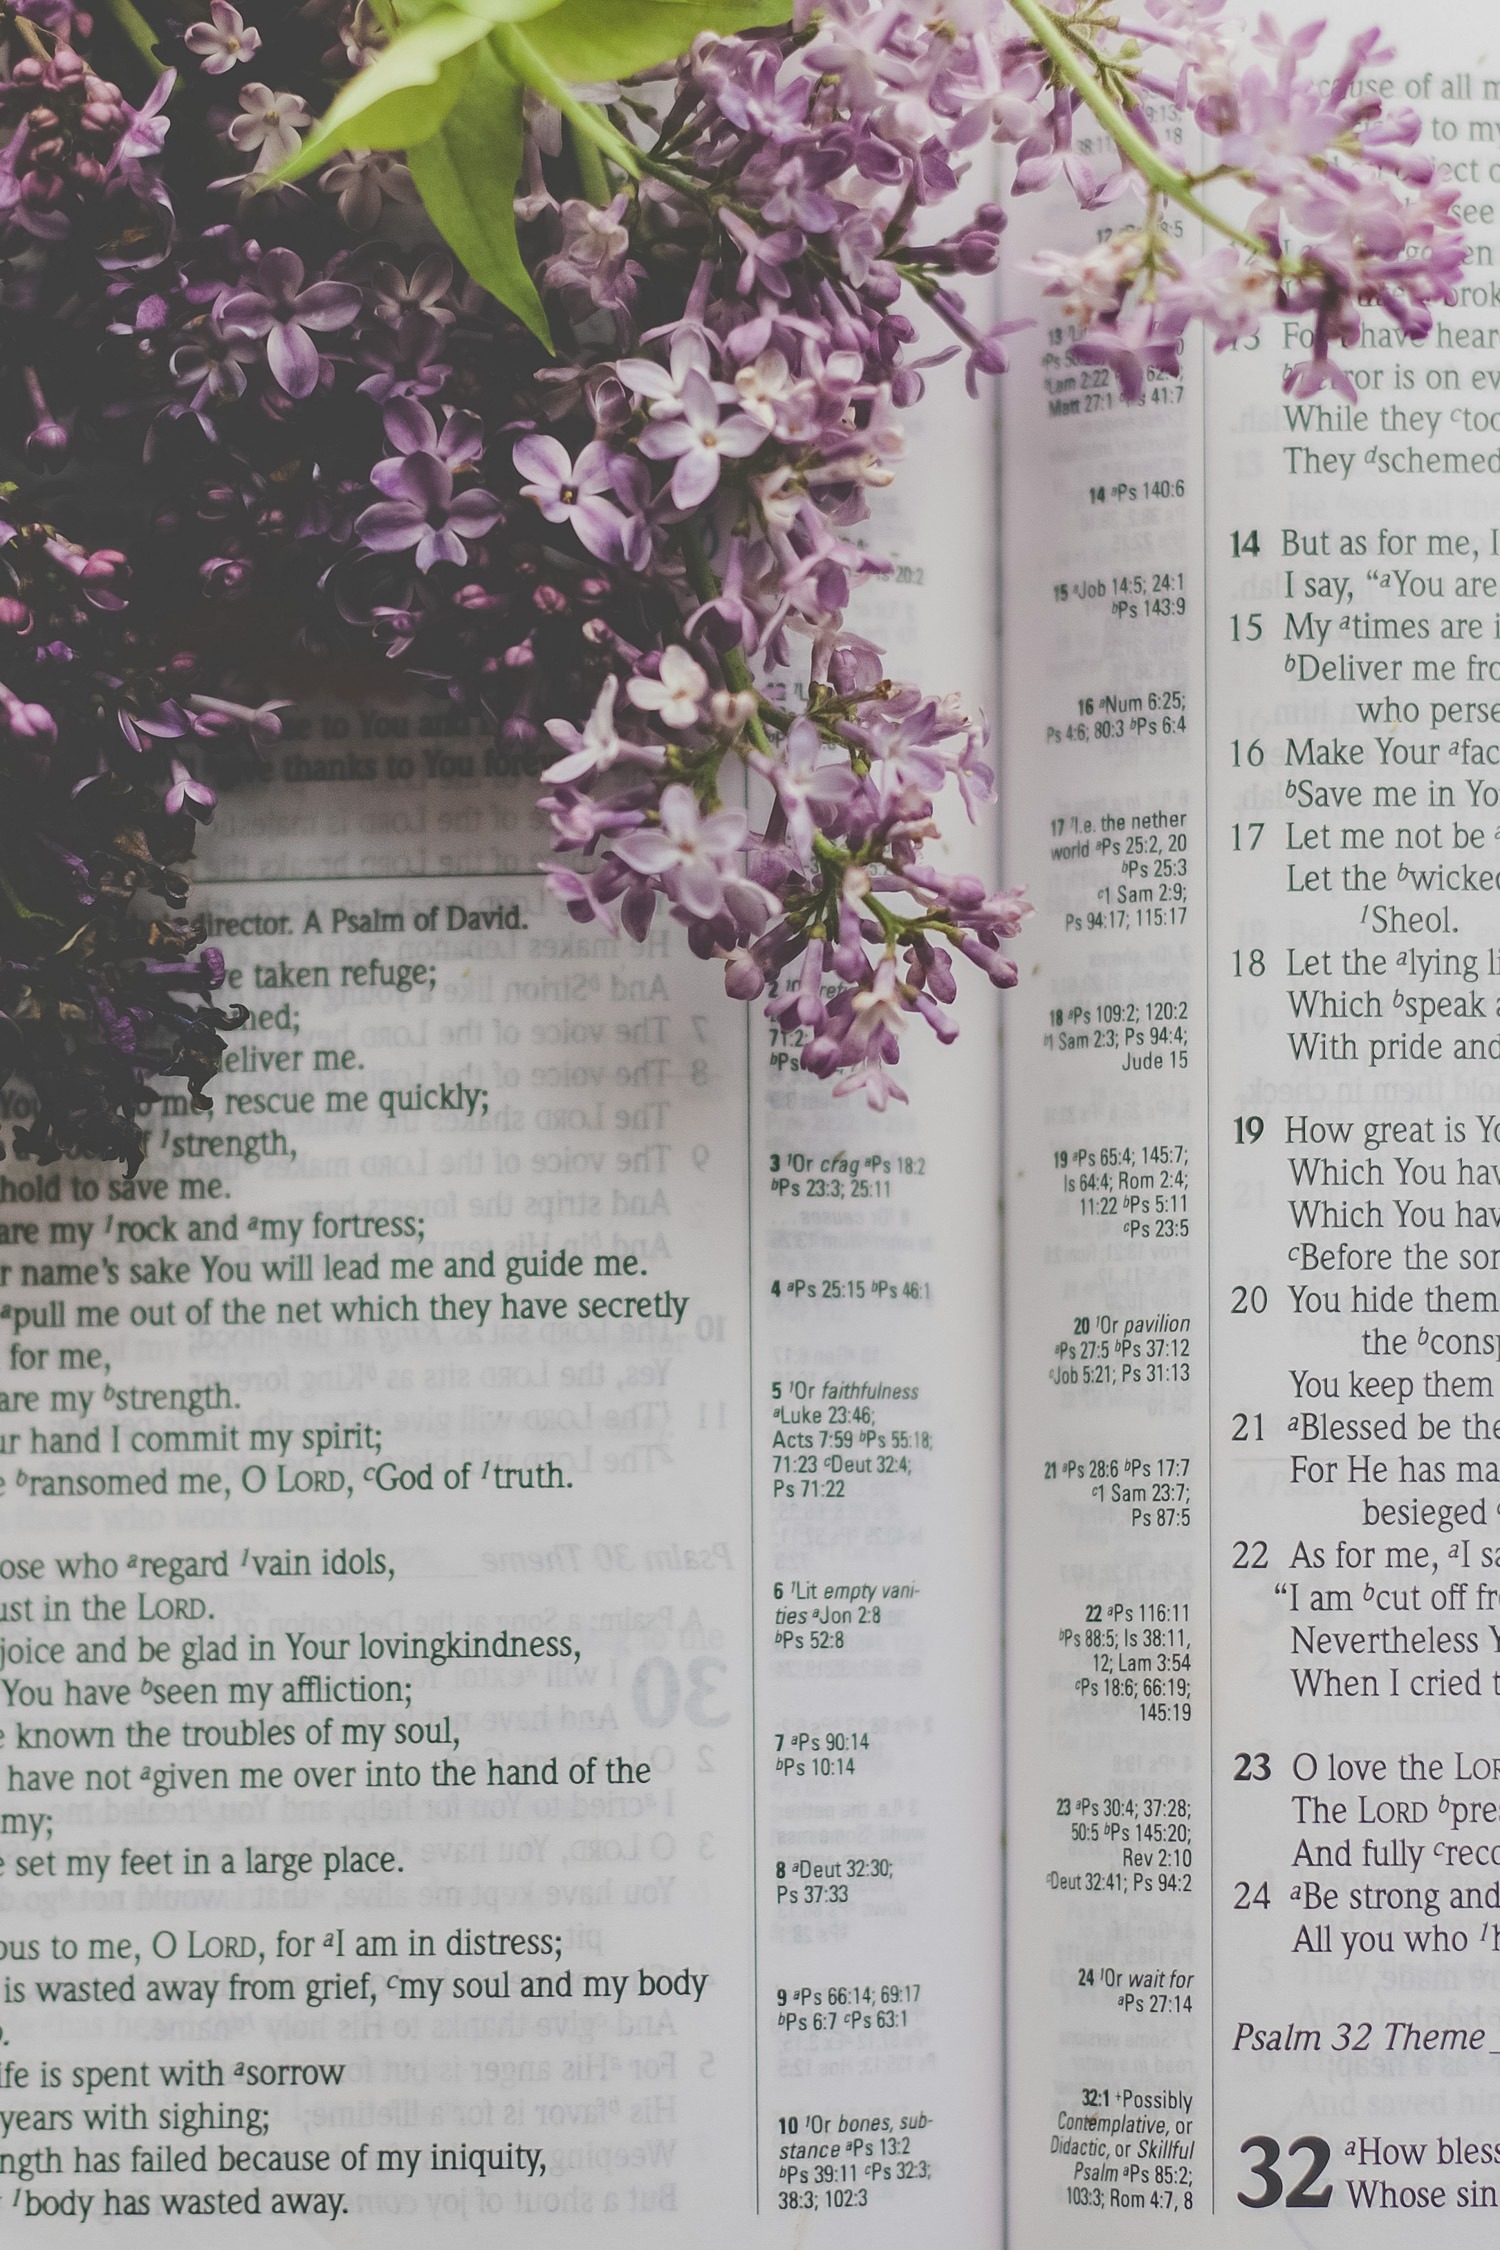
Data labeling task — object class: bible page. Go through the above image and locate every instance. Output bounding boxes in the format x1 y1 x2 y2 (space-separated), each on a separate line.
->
1002 0 1500 2235
0 390 1001 2238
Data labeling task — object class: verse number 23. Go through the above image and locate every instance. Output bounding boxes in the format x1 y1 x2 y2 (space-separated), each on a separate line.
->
1239 2135 1333 2209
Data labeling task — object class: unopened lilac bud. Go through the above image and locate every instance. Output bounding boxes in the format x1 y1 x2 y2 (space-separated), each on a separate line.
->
957 932 1017 989
955 230 1000 274
22 171 64 210
452 583 502 613
26 418 70 468
832 908 867 980
723 948 765 1001
0 685 57 743
0 599 33 634
828 640 882 695
709 689 756 733
926 947 958 1006
586 371 630 435
52 49 86 79
11 58 45 83
533 584 569 615
201 555 252 598
968 333 1012 380
503 636 535 669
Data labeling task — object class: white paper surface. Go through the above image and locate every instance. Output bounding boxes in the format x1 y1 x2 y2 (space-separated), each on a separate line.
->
1002 1 1500 2235
0 337 1002 2240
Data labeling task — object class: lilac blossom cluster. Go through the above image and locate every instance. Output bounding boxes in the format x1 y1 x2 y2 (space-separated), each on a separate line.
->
1016 4 1465 400
0 0 1460 1152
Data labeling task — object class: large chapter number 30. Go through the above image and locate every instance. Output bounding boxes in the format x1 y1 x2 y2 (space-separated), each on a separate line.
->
1238 2135 1333 2209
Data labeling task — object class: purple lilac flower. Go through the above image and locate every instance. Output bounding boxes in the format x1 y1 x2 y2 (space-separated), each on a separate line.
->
513 435 625 562
225 81 310 170
543 676 663 784
355 454 502 571
218 246 361 397
0 0 1459 1135
184 3 261 74
636 371 765 508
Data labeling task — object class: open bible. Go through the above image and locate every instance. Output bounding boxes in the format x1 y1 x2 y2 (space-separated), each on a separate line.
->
2 0 1500 2234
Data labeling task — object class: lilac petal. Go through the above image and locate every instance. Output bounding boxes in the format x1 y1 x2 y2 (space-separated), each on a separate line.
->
671 447 721 509
722 875 772 935
268 319 319 397
699 807 749 853
678 368 719 428
570 497 624 564
612 832 682 877
656 785 700 840
513 432 571 491
257 245 304 300
638 421 695 461
616 358 676 399
354 501 424 552
370 458 411 497
611 877 653 944
541 747 595 785
416 525 466 571
441 409 483 467
395 452 452 512
574 439 617 494
296 281 363 331
446 489 503 536
384 396 437 456
216 289 273 336
674 863 725 918
609 455 650 509
409 250 452 302
621 518 654 571
714 415 766 459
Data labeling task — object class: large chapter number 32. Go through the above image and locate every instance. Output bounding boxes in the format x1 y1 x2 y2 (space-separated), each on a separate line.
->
1238 2135 1333 2209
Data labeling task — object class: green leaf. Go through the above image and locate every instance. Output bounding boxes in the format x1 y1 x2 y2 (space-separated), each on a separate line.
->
441 0 565 22
407 41 552 348
269 8 497 183
523 0 775 81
